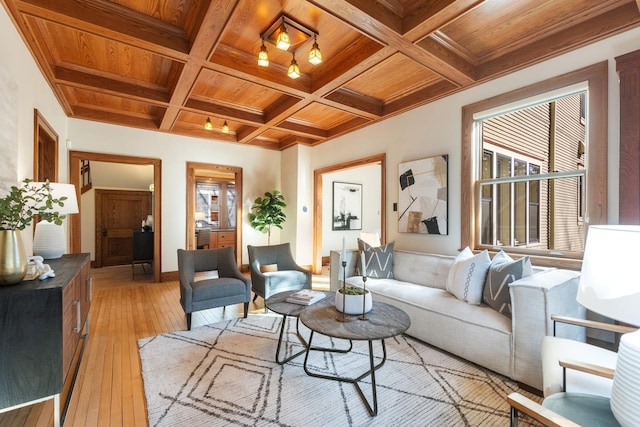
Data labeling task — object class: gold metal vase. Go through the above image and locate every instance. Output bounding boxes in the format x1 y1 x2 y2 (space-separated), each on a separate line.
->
0 229 28 286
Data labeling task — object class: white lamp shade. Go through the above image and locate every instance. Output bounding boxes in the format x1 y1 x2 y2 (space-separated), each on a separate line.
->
30 182 79 214
611 329 640 426
195 212 205 221
33 220 66 259
577 225 640 326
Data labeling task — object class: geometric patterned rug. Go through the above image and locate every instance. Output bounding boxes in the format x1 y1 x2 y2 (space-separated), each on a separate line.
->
138 315 542 426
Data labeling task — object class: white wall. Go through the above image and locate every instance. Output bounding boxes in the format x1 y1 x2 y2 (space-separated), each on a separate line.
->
0 7 70 255
311 27 640 256
322 165 381 256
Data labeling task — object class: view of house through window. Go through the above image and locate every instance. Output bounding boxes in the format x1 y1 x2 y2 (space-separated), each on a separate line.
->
476 90 586 252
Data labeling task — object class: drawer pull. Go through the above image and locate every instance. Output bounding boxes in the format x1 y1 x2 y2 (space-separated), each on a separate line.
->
73 300 81 333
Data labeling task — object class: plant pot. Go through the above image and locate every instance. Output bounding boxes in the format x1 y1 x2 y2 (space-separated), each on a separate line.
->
335 288 372 315
0 230 28 286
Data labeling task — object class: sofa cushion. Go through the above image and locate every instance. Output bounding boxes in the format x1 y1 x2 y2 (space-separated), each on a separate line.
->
445 247 491 305
483 255 533 318
357 239 394 279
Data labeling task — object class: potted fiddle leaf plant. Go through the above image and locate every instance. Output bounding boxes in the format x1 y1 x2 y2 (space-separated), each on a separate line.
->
248 190 286 245
0 179 68 285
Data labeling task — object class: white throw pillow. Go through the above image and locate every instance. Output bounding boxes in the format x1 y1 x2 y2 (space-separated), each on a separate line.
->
446 247 491 305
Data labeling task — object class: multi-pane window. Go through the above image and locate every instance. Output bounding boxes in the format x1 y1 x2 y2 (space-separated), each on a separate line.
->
481 147 540 247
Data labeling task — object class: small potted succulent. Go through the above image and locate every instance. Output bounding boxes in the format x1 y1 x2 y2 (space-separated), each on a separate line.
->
335 284 372 315
0 179 68 285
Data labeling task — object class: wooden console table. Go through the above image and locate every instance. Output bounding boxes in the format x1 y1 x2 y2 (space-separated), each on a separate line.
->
0 253 91 427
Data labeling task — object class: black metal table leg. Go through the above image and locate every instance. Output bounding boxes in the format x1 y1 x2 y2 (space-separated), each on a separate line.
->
303 332 386 416
275 315 308 365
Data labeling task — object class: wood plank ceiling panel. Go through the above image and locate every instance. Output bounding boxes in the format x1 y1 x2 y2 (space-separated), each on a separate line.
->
2 0 639 148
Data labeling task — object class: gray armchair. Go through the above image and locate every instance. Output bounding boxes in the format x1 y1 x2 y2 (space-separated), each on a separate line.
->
178 247 251 330
247 243 311 302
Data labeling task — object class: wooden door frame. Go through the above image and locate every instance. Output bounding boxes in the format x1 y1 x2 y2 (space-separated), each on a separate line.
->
186 162 243 266
313 154 386 274
69 151 161 282
33 109 59 183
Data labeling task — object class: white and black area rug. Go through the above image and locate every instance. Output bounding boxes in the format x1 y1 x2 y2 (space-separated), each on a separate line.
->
139 315 542 426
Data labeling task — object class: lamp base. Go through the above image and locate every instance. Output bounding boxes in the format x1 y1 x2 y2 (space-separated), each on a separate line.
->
33 220 66 259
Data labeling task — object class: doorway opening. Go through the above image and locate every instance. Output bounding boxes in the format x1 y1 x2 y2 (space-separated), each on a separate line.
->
313 154 386 274
69 151 161 282
186 162 243 266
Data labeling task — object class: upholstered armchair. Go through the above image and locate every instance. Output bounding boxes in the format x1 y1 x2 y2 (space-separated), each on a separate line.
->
177 247 251 330
247 243 311 302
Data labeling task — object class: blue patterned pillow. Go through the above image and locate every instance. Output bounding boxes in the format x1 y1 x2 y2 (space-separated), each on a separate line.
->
483 255 533 318
357 239 394 279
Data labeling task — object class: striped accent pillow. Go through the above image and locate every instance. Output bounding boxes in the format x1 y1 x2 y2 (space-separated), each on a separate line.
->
357 239 394 279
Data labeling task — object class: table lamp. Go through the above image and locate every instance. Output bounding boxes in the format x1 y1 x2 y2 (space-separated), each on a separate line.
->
577 224 640 426
32 183 79 259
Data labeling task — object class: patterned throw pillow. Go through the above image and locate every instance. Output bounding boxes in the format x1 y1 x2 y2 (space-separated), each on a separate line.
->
446 247 491 305
483 254 533 318
357 239 394 279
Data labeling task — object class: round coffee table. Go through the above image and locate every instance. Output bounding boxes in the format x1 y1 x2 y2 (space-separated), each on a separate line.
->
265 290 351 364
299 301 410 416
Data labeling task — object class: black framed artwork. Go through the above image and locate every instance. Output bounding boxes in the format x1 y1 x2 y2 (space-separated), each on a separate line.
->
332 181 362 230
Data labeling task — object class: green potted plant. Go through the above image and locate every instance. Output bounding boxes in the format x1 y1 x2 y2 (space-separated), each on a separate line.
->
248 190 286 245
0 179 68 285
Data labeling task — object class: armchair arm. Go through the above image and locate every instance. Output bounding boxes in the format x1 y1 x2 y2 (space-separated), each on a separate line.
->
552 315 638 336
507 393 580 427
510 269 584 390
559 358 614 380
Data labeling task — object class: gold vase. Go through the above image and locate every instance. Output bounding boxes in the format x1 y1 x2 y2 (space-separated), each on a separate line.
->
0 229 28 286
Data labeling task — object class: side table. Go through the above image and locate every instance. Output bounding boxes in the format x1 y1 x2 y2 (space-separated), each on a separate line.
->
299 301 410 416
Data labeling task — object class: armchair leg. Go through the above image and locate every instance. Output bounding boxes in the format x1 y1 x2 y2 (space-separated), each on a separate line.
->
243 302 249 318
252 293 258 302
186 313 192 330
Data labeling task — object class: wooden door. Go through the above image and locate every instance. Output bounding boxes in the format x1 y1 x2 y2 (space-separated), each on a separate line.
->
95 190 152 268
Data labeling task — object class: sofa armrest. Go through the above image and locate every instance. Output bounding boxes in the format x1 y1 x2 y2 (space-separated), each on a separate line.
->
329 249 359 291
510 269 584 390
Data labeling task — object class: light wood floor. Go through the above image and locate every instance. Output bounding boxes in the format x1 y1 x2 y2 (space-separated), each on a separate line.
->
0 264 329 427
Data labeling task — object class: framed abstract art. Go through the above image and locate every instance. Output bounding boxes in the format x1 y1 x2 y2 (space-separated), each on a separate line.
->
398 155 448 235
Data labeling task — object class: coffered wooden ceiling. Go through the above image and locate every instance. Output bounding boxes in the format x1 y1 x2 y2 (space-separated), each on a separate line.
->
3 0 640 150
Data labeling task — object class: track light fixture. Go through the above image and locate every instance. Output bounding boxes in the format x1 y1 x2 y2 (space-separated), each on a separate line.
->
222 121 230 133
287 54 300 79
258 42 269 67
258 15 322 79
276 24 290 50
308 36 322 65
204 117 213 130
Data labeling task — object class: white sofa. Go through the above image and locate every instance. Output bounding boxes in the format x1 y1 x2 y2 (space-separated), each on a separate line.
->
329 248 586 391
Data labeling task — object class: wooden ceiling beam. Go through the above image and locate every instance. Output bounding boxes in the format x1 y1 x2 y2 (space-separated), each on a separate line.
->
276 122 329 139
327 116 371 137
72 106 160 129
279 135 319 150
17 0 191 57
383 80 457 115
308 0 477 85
159 0 240 132
55 65 170 103
402 0 485 38
324 89 383 117
184 98 264 124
